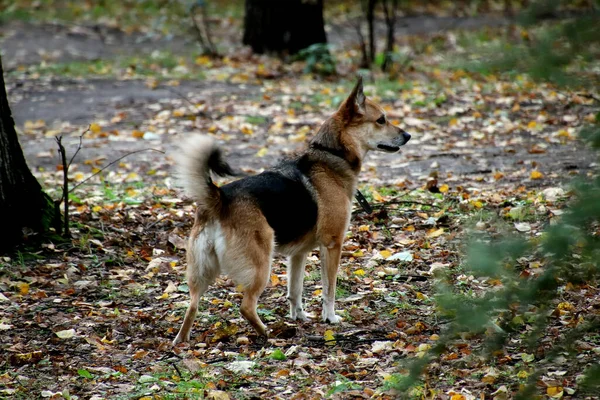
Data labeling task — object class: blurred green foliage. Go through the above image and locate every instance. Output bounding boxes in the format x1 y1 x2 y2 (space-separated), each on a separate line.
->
0 0 243 33
466 0 600 86
389 0 600 396
295 43 337 76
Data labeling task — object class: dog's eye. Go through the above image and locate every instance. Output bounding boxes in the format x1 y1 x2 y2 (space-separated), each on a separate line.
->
376 115 386 125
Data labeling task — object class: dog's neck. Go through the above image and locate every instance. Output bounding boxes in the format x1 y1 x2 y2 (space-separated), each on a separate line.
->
309 117 364 173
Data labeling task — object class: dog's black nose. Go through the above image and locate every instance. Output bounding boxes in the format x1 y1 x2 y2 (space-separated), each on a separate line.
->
403 131 411 143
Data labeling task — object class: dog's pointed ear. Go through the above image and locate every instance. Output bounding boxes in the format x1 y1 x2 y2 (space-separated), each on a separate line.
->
341 76 366 117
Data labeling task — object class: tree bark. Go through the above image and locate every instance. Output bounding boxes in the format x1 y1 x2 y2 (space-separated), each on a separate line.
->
0 56 56 252
243 0 327 55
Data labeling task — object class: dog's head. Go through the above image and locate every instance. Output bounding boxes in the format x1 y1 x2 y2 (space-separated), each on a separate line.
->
338 76 411 154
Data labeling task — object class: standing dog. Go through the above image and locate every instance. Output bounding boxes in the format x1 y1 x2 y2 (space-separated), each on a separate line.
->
172 77 410 344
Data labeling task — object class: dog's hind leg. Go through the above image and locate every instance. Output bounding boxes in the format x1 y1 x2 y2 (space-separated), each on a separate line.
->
223 223 274 338
173 232 219 345
240 273 269 337
287 252 309 321
172 275 212 345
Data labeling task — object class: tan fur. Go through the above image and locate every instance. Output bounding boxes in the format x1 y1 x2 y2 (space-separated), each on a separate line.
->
172 77 410 344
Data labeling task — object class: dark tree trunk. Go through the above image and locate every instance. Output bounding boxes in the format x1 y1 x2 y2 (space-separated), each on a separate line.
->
243 0 327 55
381 0 398 72
366 0 376 63
0 56 56 252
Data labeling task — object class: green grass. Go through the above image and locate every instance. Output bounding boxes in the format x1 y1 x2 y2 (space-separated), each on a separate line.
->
1 0 244 35
18 51 208 81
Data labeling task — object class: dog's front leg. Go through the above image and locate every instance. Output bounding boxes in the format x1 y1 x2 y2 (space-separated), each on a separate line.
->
288 252 309 321
320 243 342 323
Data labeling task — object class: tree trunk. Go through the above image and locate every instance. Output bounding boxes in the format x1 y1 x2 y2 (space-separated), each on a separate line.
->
367 0 376 64
243 0 327 55
0 56 56 252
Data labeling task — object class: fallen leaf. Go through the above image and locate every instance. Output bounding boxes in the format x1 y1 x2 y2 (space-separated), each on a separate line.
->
55 329 76 339
530 170 544 180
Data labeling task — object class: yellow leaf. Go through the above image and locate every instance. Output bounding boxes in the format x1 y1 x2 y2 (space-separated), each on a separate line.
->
132 130 144 138
494 172 504 180
449 118 458 126
241 126 253 135
471 200 483 208
557 129 570 138
517 370 529 379
90 123 102 133
426 228 444 238
195 55 212 66
155 292 169 300
439 184 449 193
530 170 543 180
18 282 29 296
358 225 370 232
372 190 384 202
527 121 538 129
416 292 427 300
547 386 563 397
256 147 268 157
450 395 465 400
481 375 496 384
313 289 322 297
92 206 102 213
354 269 365 276
352 250 364 257
173 110 185 117
270 274 281 286
379 250 392 259
73 172 85 181
324 330 335 345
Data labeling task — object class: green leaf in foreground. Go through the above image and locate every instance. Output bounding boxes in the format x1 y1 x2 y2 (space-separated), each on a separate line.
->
270 348 286 361
78 369 93 379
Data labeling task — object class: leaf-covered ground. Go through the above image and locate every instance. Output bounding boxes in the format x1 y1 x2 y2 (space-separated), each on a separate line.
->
1 4 600 399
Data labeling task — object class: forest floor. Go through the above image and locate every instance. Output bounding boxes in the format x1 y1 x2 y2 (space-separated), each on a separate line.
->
1 4 600 400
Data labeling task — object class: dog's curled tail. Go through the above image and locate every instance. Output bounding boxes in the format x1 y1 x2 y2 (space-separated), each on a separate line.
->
177 135 235 210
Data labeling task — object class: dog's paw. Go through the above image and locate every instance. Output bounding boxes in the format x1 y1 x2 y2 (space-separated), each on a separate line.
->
322 312 342 324
172 333 188 346
291 309 310 322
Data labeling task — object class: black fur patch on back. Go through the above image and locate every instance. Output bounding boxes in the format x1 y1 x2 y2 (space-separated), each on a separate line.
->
220 166 318 246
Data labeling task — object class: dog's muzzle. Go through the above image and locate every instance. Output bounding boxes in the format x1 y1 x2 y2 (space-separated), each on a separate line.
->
377 130 411 152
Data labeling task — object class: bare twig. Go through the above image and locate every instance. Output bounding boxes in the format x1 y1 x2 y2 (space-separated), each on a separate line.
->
55 136 71 237
67 126 90 170
199 3 217 55
70 148 165 193
190 3 218 56
381 0 398 72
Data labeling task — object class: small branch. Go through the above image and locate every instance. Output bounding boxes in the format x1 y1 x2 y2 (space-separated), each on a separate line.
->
67 126 90 170
55 136 71 238
190 8 207 50
381 200 442 209
190 4 218 56
70 148 165 193
199 3 217 55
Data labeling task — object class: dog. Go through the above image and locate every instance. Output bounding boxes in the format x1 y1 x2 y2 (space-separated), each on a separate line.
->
172 77 410 344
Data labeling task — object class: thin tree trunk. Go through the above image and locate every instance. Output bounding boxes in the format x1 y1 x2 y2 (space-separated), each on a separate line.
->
0 56 57 252
382 0 398 72
367 0 376 63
